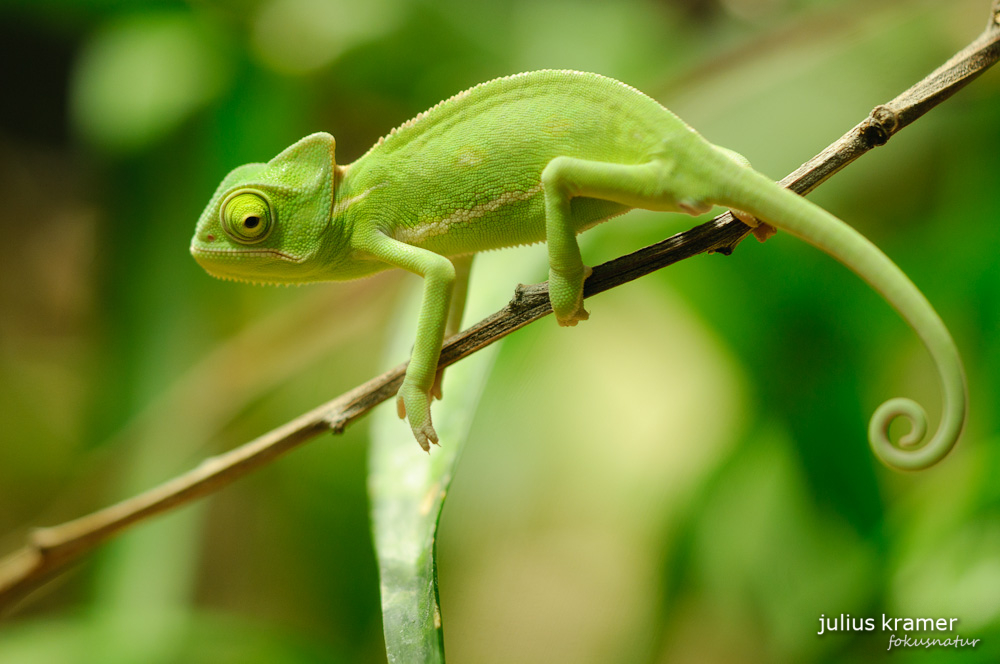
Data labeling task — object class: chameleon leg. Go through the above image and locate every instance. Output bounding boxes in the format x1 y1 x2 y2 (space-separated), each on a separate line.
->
541 156 707 326
360 232 456 450
432 253 474 400
540 158 598 326
715 147 776 241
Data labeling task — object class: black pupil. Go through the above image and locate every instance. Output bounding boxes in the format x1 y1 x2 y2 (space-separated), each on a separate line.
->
244 216 260 229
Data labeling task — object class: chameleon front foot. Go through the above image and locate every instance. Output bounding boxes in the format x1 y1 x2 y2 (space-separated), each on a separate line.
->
431 367 445 400
397 381 439 451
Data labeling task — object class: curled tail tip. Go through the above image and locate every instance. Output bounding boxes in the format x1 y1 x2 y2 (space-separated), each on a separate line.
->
868 397 961 471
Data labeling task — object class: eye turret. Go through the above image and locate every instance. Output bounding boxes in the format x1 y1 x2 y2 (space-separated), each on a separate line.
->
220 189 274 243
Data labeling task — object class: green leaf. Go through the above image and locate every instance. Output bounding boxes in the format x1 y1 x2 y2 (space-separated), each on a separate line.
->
369 251 525 662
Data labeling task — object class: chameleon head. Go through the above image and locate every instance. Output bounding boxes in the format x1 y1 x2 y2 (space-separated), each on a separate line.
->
190 132 339 284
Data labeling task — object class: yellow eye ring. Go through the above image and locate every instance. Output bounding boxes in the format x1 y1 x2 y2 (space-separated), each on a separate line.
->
220 189 275 244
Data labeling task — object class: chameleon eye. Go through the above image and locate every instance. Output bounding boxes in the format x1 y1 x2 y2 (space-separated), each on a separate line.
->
220 189 274 244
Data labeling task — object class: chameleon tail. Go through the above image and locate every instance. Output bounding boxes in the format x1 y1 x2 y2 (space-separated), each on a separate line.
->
713 163 967 471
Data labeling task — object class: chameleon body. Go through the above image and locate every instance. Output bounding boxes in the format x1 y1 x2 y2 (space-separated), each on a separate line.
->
191 70 966 470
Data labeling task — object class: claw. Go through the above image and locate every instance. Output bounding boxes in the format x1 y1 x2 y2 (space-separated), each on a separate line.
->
731 208 777 242
415 430 431 452
431 368 444 400
556 307 589 327
752 222 777 242
413 421 438 452
398 380 440 450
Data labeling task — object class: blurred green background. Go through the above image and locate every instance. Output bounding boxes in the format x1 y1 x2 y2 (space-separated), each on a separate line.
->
1 0 999 661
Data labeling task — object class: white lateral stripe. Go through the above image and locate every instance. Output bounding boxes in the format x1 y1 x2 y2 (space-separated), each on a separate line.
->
332 182 386 216
395 184 542 244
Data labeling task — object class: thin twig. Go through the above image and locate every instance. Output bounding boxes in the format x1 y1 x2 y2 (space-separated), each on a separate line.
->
2 0 998 615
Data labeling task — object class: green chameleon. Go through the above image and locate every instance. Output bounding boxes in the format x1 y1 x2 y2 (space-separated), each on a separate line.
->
191 70 966 470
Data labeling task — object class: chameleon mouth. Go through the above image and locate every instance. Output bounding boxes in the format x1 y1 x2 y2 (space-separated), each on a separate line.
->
190 245 309 285
190 246 305 262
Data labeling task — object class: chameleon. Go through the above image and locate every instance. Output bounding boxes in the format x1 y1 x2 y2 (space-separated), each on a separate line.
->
191 70 966 471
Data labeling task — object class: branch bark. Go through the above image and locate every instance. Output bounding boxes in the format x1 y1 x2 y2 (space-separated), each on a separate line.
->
2 0 999 615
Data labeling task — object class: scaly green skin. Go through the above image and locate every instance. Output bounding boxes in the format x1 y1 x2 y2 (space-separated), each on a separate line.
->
191 70 966 470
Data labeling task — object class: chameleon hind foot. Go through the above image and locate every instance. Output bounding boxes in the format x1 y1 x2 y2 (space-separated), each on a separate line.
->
557 306 590 327
551 265 593 327
397 381 439 451
730 207 776 242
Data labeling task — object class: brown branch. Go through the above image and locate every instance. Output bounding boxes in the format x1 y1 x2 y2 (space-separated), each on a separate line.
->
2 0 999 615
